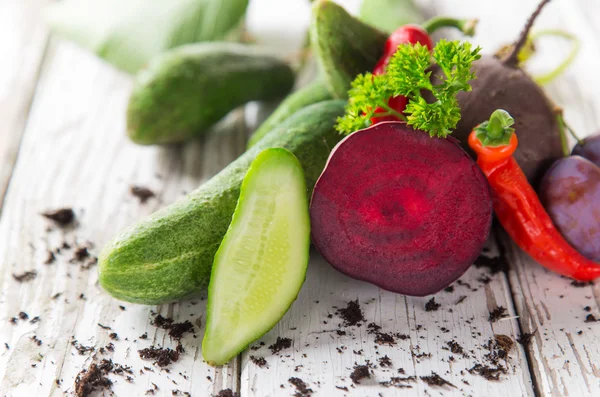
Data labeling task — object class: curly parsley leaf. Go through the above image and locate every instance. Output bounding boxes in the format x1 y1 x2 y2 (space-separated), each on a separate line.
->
336 39 481 138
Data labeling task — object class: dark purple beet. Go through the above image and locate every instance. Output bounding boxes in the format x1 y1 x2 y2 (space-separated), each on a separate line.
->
440 55 563 186
572 134 600 167
434 0 562 186
540 155 600 261
310 122 493 296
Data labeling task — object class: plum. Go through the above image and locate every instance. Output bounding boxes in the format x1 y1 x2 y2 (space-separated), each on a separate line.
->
539 155 600 261
310 122 493 296
572 134 600 167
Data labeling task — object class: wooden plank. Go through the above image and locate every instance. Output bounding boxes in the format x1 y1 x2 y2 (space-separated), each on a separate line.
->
0 0 49 209
0 40 245 396
504 0 600 396
241 239 534 396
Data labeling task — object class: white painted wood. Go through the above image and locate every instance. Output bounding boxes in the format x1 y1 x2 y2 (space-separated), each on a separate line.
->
241 237 534 397
0 0 49 208
501 0 600 396
0 40 245 396
1 0 599 395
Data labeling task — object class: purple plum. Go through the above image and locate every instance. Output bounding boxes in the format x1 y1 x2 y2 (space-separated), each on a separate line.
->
539 155 600 262
572 134 600 167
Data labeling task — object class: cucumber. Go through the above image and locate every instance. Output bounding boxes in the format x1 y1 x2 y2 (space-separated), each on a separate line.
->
98 100 345 305
203 148 309 365
311 0 387 98
127 42 295 145
247 81 332 149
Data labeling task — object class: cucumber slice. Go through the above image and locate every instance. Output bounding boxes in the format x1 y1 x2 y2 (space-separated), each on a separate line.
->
202 148 310 365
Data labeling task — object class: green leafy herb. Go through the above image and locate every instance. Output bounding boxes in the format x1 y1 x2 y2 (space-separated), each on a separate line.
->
336 39 481 137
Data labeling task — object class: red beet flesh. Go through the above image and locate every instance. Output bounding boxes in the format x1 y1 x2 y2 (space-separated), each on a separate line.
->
310 123 493 296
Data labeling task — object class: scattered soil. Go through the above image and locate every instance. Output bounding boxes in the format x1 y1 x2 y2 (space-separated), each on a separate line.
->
584 306 592 312
44 251 56 264
71 247 89 262
336 300 365 327
494 334 514 354
71 340 95 355
151 314 195 340
455 296 467 305
420 372 456 388
350 364 370 384
378 355 392 367
516 331 536 347
474 255 507 274
585 314 597 323
131 186 156 203
571 280 594 288
380 376 416 388
269 337 292 354
42 208 75 226
250 356 267 368
444 286 455 293
288 377 313 396
12 271 37 283
138 346 180 367
74 359 113 397
367 322 396 345
468 363 506 381
446 341 465 356
215 389 238 397
425 298 441 312
488 306 508 322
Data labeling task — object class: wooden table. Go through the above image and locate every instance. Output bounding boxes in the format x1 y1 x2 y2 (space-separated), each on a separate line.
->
1 0 599 396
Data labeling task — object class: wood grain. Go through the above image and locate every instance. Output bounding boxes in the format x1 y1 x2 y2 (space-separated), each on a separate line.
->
0 40 245 396
0 0 49 210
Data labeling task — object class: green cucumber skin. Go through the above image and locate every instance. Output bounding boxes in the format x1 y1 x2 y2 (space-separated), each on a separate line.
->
203 148 310 365
127 42 295 145
247 81 332 148
311 0 387 99
99 100 346 305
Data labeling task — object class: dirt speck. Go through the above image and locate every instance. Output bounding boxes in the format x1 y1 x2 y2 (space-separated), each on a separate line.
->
269 337 292 354
42 208 75 226
131 186 156 203
425 298 440 312
288 377 313 396
420 372 455 388
350 364 370 384
336 299 365 327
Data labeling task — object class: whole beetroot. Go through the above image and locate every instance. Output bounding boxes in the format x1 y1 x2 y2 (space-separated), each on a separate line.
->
435 0 563 185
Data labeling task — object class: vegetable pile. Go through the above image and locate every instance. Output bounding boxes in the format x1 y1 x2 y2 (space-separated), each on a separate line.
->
49 0 600 367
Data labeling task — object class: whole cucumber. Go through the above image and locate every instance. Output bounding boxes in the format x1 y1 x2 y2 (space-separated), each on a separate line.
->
247 80 332 149
127 42 295 145
99 100 346 304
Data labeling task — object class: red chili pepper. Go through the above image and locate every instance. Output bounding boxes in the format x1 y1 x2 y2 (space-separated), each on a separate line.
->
468 109 600 281
370 25 431 125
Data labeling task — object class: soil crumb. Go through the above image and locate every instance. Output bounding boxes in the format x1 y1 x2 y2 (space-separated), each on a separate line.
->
138 346 180 367
474 255 507 274
269 337 292 354
585 314 597 323
250 356 267 368
516 332 536 347
130 186 156 203
420 372 456 388
215 389 239 397
288 377 313 396
336 299 365 327
12 270 37 283
571 280 594 288
42 208 75 226
425 298 441 312
74 359 113 397
350 364 370 384
378 355 392 367
488 306 507 322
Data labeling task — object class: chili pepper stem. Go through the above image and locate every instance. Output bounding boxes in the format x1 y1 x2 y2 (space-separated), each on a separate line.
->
421 17 479 37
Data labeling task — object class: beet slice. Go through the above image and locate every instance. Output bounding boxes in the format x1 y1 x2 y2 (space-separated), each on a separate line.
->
310 122 492 296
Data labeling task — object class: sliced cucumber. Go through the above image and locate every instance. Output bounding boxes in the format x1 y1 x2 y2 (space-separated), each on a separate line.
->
202 148 310 365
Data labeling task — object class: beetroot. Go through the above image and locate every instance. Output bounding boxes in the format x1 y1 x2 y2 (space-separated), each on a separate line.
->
310 122 492 296
434 0 563 185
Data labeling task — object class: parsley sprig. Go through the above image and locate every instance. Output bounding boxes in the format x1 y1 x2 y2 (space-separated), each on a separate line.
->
336 40 481 138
